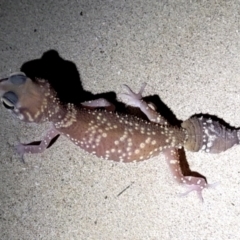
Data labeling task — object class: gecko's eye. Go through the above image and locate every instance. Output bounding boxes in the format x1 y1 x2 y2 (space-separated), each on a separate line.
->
9 73 26 85
1 91 18 110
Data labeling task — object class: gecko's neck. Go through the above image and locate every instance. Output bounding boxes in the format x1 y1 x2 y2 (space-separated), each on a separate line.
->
50 102 78 129
41 80 79 127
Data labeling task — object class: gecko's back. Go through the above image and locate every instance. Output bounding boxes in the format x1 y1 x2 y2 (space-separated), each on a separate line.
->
56 108 186 162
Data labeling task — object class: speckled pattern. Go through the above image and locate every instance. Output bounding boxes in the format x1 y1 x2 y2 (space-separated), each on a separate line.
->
1 0 240 239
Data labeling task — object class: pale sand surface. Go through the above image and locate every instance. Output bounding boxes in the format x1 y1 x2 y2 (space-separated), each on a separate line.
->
1 1 240 239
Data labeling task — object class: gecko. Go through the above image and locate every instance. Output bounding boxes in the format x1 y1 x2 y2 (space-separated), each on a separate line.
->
1 72 239 200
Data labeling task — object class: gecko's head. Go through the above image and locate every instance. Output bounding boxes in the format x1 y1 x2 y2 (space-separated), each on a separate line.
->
0 72 56 123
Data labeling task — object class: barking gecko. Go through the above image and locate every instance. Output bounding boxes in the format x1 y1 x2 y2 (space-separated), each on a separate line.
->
1 72 240 200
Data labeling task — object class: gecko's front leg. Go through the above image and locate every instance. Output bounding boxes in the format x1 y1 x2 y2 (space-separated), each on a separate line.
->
118 83 167 124
15 127 60 162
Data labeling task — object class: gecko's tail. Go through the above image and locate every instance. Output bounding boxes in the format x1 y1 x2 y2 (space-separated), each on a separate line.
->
181 114 240 154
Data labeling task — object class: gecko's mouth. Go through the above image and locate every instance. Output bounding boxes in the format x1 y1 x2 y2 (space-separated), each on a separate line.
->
0 77 8 83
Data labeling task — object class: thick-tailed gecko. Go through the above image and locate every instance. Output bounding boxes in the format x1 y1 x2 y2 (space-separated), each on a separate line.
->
1 72 239 200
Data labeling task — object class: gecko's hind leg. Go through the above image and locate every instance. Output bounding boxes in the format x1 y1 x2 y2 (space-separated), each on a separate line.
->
164 147 218 201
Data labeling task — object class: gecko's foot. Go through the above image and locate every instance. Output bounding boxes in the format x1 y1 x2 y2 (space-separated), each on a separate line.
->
179 180 219 202
118 83 147 108
15 143 26 163
15 142 41 162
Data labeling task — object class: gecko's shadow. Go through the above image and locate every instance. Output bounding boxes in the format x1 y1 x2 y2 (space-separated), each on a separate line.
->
20 50 180 125
21 50 125 110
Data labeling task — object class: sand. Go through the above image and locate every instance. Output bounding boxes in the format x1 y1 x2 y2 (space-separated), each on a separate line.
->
1 0 240 239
